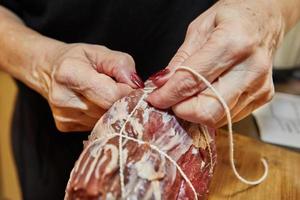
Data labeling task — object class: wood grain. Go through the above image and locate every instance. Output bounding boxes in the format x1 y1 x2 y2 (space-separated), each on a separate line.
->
209 130 300 200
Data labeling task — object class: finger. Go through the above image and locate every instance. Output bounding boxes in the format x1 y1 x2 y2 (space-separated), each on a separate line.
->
228 75 274 126
171 59 270 127
83 46 143 88
54 61 133 109
82 102 106 119
217 99 259 128
148 25 254 109
52 107 99 127
65 94 106 119
55 121 92 133
79 72 133 109
79 73 133 109
172 72 244 126
231 91 274 125
49 87 106 118
217 101 256 128
172 46 273 126
213 64 274 127
215 92 254 127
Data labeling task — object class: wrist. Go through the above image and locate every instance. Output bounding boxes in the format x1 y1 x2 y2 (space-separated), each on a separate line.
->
29 36 65 98
0 12 65 98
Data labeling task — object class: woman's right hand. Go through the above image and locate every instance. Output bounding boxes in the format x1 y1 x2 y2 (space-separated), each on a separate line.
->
36 43 143 132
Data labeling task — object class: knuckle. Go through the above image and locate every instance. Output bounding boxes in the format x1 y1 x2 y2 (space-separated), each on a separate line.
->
55 121 69 132
187 22 197 34
114 53 134 68
195 109 217 126
262 83 274 103
250 52 272 76
172 49 191 64
194 98 222 126
53 59 75 85
55 120 87 132
49 89 64 107
236 29 255 47
219 23 256 57
49 86 77 108
254 79 274 107
257 57 272 75
227 33 255 57
149 91 165 108
194 100 217 126
102 96 116 108
90 44 108 52
89 84 116 108
266 89 275 102
53 67 63 83
173 75 199 99
70 43 85 52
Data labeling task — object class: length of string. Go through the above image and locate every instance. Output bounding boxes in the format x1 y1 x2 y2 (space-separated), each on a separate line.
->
175 66 268 185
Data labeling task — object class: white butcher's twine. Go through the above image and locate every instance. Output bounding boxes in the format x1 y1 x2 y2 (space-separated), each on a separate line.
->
118 92 148 197
117 92 198 200
116 66 268 199
175 66 268 185
200 125 214 174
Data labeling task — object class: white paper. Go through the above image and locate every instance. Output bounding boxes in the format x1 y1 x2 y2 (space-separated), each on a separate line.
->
253 92 300 149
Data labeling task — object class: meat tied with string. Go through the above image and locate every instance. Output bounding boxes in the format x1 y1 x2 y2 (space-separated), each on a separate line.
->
65 81 217 200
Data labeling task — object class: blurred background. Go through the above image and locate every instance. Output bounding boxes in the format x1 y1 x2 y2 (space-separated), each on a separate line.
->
0 22 299 200
0 72 21 200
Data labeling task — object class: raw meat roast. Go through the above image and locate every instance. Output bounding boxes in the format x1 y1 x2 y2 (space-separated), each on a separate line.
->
65 81 217 200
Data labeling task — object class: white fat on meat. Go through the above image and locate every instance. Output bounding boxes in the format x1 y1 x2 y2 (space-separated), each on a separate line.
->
152 123 193 161
135 151 165 181
128 117 144 140
103 144 119 174
106 193 116 200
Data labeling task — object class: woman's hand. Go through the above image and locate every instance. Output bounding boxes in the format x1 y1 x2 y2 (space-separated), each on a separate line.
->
37 43 143 132
0 6 143 132
148 0 286 127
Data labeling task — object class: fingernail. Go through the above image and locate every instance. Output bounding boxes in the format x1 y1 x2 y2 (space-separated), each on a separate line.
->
149 68 170 81
130 73 145 88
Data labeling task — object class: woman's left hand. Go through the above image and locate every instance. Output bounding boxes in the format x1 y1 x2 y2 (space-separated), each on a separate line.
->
147 0 286 127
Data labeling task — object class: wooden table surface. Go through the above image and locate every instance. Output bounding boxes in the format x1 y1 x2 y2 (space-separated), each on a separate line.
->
209 130 300 200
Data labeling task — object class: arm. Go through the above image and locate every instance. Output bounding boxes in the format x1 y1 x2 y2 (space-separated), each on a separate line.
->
0 6 62 97
0 6 143 132
147 0 300 127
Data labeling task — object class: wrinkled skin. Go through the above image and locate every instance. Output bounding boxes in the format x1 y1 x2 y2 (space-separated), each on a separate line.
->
40 44 143 132
148 0 286 127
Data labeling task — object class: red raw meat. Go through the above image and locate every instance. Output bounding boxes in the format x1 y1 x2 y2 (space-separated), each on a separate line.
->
65 81 217 200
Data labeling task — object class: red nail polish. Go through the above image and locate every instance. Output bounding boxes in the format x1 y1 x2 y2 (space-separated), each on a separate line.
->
149 68 170 81
130 73 145 88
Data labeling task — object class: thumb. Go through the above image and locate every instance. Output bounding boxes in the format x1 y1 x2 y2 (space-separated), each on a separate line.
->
99 50 144 88
85 45 144 88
